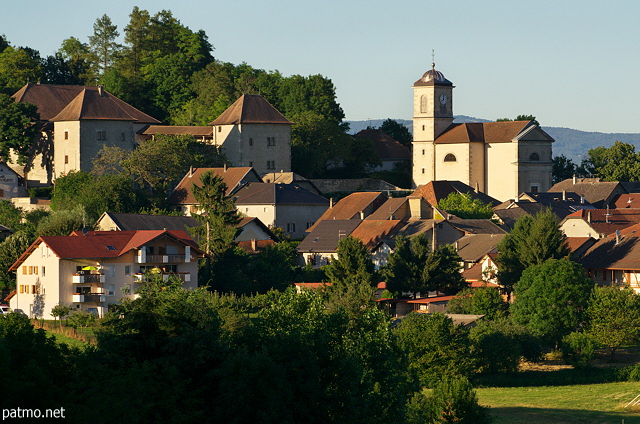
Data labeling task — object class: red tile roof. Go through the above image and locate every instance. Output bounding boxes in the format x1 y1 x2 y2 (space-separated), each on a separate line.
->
349 220 404 249
9 230 202 271
563 209 640 236
611 193 640 209
209 94 293 125
307 192 387 232
236 239 276 254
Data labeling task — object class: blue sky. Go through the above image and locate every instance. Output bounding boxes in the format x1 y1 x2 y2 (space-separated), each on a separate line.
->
3 0 640 133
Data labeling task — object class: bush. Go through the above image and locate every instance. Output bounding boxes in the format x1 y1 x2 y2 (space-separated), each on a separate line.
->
561 331 597 369
408 375 491 424
67 310 97 329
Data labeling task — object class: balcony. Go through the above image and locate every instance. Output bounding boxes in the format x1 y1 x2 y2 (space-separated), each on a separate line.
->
133 272 191 283
72 293 106 303
72 274 105 284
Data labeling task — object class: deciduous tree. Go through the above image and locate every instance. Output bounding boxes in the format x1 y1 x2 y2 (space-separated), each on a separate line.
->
0 93 40 164
437 192 494 219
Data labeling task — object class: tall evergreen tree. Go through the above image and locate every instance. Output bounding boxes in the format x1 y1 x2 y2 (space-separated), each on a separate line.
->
89 14 121 78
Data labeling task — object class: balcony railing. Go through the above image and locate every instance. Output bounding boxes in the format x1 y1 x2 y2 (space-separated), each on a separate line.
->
72 274 105 284
136 254 187 264
72 293 106 303
133 272 191 283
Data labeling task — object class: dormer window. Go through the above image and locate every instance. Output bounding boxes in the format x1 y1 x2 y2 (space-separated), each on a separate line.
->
529 152 540 161
444 153 457 162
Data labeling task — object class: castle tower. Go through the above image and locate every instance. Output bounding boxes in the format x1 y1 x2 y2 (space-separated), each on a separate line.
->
412 63 454 187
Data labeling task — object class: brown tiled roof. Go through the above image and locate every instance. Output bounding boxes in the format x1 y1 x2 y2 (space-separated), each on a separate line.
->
307 192 387 231
297 220 362 253
563 209 640 236
349 220 403 249
233 183 329 206
411 181 499 208
13 84 160 124
549 179 624 208
209 94 293 125
365 198 408 220
565 237 596 259
9 230 202 271
455 234 505 262
435 121 532 144
168 167 261 205
354 129 410 160
462 261 484 282
138 125 213 136
578 236 640 270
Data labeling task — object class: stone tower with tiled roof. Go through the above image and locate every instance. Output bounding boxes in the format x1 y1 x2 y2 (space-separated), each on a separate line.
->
411 65 554 201
209 94 292 175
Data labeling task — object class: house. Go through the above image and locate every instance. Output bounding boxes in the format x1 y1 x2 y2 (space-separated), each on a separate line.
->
455 234 505 270
297 220 362 267
610 193 640 209
235 216 279 243
8 230 205 319
168 166 262 215
11 84 161 186
411 180 500 209
577 235 640 294
261 171 323 195
307 191 388 232
365 196 435 221
549 177 626 209
411 64 553 201
0 162 27 199
209 94 293 174
354 128 411 172
233 182 329 239
447 218 506 236
560 209 640 238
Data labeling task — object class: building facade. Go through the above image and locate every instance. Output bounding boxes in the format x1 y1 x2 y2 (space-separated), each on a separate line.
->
411 64 554 202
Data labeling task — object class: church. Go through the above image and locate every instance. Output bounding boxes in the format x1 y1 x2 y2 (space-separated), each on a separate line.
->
411 64 553 202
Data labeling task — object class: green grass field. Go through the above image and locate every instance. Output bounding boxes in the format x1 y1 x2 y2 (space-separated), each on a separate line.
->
477 381 640 424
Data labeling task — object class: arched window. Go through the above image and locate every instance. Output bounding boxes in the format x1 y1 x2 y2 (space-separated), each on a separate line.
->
444 153 457 162
420 95 428 113
529 152 540 161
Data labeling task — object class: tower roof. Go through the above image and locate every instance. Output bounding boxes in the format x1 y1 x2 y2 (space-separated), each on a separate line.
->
414 64 453 86
209 94 293 125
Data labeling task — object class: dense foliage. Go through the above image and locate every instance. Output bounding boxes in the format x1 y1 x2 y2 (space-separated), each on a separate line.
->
437 192 494 219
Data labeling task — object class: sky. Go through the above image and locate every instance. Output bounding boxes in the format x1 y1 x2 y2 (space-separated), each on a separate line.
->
2 0 640 134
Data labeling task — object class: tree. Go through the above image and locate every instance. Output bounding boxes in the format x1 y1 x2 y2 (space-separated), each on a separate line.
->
511 258 594 347
380 118 412 147
50 304 72 326
383 234 431 298
587 286 640 361
552 154 577 184
583 141 640 182
35 206 86 237
497 114 539 126
496 209 570 295
427 245 468 295
189 171 240 258
325 236 375 288
395 313 473 388
0 46 42 94
0 232 30 291
446 286 507 320
58 36 96 84
0 92 40 164
89 14 121 78
437 192 494 219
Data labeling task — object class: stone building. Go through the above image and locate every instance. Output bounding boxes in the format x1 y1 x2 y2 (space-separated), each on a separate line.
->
411 64 554 201
209 94 292 175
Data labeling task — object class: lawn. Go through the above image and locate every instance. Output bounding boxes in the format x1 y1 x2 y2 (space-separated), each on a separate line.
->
477 381 640 424
47 330 89 349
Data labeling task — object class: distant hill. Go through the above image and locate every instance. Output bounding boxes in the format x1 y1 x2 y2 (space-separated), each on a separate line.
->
347 117 640 163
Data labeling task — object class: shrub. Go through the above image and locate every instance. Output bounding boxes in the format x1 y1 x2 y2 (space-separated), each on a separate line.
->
408 375 491 424
561 331 597 369
67 310 97 329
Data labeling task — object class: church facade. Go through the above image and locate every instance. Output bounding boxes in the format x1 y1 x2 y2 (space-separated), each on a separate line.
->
411 65 553 202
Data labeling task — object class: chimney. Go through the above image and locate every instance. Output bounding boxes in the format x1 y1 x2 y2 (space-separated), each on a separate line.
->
475 182 479 193
359 211 364 220
98 85 104 96
432 222 437 251
251 239 257 252
562 190 566 201
330 198 334 208
455 240 459 251
573 174 577 184
189 166 193 177
224 163 228 172
580 196 585 204
615 230 621 245
587 211 591 223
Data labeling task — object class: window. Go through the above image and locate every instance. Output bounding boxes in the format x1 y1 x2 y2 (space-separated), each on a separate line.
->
124 266 131 276
64 130 69 140
530 183 540 193
120 132 126 141
444 153 457 162
529 152 540 161
422 149 425 155
28 266 33 275
421 168 425 174
106 245 117 251
420 95 428 113
64 155 69 164
267 160 275 170
22 266 26 275
41 266 45 277
107 265 115 278
306 222 314 229
217 126 222 132
287 223 296 233
32 285 38 295
249 161 253 167
422 125 425 131
249 138 253 146
19 285 23 294
267 137 276 146
96 130 106 140
108 285 115 296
